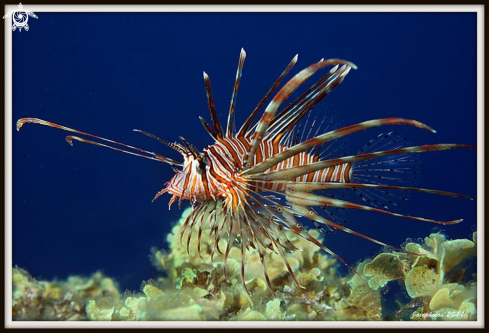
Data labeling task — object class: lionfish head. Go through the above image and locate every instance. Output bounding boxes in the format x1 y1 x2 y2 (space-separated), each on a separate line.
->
153 136 211 205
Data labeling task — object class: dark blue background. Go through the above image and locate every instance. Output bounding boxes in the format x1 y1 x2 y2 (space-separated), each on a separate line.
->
12 12 477 291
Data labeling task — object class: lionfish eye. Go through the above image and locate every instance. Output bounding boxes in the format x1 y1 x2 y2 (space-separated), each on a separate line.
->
196 157 206 174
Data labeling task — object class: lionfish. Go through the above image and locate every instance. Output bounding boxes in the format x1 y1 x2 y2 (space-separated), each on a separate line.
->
17 49 475 297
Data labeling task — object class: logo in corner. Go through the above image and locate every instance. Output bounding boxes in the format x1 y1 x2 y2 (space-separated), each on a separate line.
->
3 3 38 32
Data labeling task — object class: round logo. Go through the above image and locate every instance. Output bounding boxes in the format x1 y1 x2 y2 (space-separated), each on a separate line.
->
3 3 38 32
13 10 28 28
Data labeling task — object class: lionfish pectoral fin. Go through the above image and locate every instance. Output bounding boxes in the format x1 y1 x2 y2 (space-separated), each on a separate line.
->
209 205 227 262
243 118 436 176
287 204 425 268
186 205 206 257
182 201 217 258
238 211 253 295
180 204 198 247
152 188 168 203
240 199 304 292
197 209 205 259
286 192 463 225
254 242 279 298
167 194 177 208
286 182 473 201
279 206 361 275
247 143 474 182
222 213 239 282
347 131 423 207
17 118 182 166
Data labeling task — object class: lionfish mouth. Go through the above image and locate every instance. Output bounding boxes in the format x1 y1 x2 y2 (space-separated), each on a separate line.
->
16 48 475 297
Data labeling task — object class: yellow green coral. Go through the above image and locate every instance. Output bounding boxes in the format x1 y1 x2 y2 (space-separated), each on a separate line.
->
363 253 404 290
12 267 118 321
12 208 477 321
54 207 364 321
363 232 477 320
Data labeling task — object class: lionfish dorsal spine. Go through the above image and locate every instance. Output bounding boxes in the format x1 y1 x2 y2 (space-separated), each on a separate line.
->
243 59 357 170
203 71 223 139
226 48 246 138
237 53 299 138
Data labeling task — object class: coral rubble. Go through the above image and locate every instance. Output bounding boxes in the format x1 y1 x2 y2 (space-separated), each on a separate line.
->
12 208 477 321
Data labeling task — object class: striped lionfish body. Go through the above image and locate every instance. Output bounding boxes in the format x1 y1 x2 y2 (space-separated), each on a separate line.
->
17 49 475 296
166 136 352 205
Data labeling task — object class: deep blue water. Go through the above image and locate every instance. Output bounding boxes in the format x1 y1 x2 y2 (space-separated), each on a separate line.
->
12 12 477 292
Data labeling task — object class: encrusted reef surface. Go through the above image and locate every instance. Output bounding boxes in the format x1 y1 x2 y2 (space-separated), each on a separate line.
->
12 208 477 321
